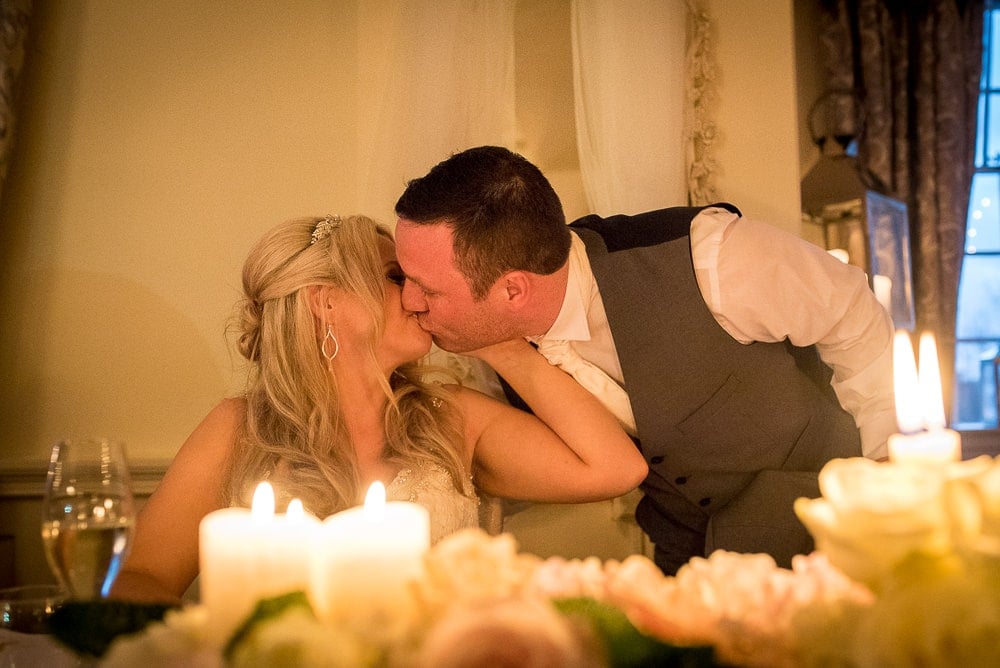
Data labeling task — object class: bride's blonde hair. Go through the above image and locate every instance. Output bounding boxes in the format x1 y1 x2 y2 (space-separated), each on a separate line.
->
224 215 466 517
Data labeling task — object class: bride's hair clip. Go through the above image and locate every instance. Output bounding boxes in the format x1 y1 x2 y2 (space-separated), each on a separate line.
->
310 214 342 245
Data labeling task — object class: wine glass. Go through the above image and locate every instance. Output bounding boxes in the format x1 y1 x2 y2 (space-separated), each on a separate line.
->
40 438 136 600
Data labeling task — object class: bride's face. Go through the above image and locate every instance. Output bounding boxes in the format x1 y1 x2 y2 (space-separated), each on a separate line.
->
323 235 431 373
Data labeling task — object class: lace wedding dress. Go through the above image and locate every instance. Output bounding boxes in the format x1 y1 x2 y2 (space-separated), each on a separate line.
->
386 463 480 543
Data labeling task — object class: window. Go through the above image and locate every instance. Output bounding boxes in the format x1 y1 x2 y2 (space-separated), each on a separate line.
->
954 4 1000 429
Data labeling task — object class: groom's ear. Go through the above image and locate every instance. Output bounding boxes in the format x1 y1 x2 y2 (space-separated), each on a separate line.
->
501 271 531 307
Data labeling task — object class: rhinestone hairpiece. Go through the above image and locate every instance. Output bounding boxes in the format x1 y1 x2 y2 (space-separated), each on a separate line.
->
310 214 342 245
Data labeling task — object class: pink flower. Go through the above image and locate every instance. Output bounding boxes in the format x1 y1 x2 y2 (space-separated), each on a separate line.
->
414 598 593 668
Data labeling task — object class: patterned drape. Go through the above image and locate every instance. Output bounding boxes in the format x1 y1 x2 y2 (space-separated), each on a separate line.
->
819 0 984 410
0 0 31 203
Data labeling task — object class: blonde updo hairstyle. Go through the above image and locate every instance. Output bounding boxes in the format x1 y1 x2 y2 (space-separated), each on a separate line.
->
225 215 466 518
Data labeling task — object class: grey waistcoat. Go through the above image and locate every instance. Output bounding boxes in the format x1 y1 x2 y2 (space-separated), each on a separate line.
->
571 206 861 566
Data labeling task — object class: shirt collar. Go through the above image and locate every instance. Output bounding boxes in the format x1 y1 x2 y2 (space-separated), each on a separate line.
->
534 231 593 343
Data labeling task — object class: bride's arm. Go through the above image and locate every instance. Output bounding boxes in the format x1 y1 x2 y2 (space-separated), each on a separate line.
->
455 338 646 502
109 399 241 604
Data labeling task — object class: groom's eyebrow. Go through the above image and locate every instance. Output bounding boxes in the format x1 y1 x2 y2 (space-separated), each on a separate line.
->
402 271 435 294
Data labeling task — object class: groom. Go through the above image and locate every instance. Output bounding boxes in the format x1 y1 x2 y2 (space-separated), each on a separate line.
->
393 145 895 574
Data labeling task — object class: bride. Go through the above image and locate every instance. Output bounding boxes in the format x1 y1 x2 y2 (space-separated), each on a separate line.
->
112 214 647 604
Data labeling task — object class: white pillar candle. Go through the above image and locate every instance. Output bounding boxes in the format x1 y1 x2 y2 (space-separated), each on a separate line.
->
872 274 893 312
888 331 962 464
310 481 430 634
199 482 319 639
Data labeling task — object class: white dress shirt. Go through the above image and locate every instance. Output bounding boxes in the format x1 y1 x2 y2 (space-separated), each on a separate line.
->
533 206 896 460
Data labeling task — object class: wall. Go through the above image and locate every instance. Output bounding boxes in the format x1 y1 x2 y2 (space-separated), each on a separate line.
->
709 0 803 234
0 0 807 586
0 1 359 470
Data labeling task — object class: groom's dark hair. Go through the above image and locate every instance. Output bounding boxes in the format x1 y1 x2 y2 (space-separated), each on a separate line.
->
395 145 571 299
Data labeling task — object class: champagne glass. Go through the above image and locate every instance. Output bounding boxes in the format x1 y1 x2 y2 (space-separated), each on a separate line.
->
40 438 136 600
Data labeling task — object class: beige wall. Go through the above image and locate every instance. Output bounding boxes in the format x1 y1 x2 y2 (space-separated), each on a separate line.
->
0 0 361 471
1 0 808 586
709 0 803 233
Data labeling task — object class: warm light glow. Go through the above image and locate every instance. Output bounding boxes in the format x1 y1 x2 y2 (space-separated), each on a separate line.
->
873 274 892 312
364 481 386 520
310 481 430 626
893 331 923 433
287 498 305 522
251 481 275 520
918 332 946 430
888 330 961 464
200 480 319 637
827 248 850 264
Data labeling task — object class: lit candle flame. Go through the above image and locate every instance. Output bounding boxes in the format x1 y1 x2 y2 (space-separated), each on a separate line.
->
364 481 386 521
893 331 923 433
888 330 961 464
251 481 275 520
287 498 305 522
918 332 946 430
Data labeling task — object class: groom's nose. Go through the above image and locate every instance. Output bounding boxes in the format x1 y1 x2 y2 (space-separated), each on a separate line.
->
400 279 427 313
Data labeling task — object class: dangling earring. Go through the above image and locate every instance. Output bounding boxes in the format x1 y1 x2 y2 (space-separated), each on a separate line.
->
321 324 339 362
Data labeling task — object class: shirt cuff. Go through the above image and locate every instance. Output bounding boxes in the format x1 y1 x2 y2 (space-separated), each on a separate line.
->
858 410 896 460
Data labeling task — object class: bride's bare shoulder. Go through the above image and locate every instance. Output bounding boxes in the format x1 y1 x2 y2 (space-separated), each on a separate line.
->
211 396 247 425
170 397 246 465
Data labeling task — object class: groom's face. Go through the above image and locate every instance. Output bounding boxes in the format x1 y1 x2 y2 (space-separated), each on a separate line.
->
394 218 518 353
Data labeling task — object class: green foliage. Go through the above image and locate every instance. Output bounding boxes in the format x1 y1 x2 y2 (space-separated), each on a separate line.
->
223 590 314 660
553 597 718 668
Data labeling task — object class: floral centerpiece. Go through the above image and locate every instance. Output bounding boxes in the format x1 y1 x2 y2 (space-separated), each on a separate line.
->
793 454 1000 666
48 331 999 665
74 452 1000 668
92 532 861 667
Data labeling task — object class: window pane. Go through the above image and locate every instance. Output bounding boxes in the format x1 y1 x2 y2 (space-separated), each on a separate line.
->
966 172 1000 252
957 6 1000 430
986 94 1000 166
956 255 1000 338
991 9 1000 87
977 94 987 167
952 341 999 428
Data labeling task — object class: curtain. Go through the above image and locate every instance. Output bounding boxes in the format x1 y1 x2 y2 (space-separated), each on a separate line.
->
354 0 516 396
819 0 985 411
0 0 32 204
355 0 516 227
569 0 688 215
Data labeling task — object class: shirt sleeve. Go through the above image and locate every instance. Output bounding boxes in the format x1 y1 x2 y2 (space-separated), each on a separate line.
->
691 208 896 460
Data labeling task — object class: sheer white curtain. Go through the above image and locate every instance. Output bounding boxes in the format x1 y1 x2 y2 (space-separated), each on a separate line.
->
570 1 688 215
355 0 517 227
354 0 516 396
